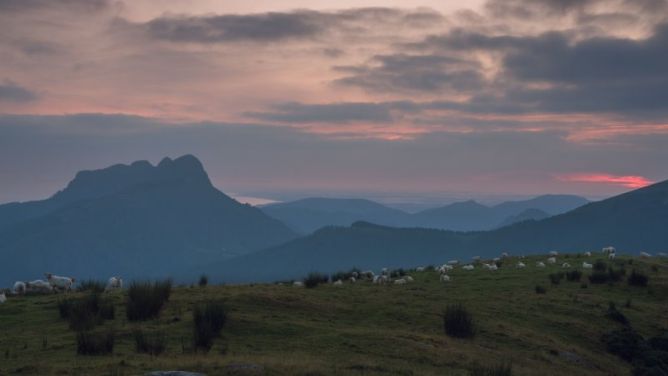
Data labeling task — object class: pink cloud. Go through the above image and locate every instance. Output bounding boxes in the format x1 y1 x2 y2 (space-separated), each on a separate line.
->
558 173 655 189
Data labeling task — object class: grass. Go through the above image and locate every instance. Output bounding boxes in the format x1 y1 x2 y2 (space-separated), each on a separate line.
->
0 254 666 375
133 329 167 356
192 301 227 352
57 292 115 331
126 280 172 321
443 304 475 338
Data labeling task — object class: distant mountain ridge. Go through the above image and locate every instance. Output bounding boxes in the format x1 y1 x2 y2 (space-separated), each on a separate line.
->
261 194 589 233
0 155 297 286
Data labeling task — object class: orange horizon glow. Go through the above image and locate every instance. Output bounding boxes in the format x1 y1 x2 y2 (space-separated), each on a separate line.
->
558 174 655 189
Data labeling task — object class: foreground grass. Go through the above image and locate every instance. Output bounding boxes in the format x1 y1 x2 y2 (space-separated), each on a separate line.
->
1 254 667 375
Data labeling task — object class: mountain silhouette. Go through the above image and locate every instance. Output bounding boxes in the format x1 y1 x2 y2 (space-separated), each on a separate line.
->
0 155 296 285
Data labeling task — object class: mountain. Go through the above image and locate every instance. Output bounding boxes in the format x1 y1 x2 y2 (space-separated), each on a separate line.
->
497 208 550 227
261 198 410 234
0 155 297 286
212 180 667 282
262 194 589 233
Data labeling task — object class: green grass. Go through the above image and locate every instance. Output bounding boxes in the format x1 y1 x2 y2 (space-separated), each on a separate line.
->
1 254 666 375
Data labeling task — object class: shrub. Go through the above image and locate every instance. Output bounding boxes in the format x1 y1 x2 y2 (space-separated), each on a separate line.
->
589 271 610 284
594 260 608 272
193 301 227 351
602 327 646 362
548 272 564 285
133 329 166 356
198 275 208 287
608 266 626 282
443 304 475 338
58 293 115 331
390 268 406 278
606 302 629 326
303 273 329 288
76 330 115 355
126 280 172 321
76 280 106 294
628 270 649 287
535 285 547 294
471 362 513 376
565 270 582 282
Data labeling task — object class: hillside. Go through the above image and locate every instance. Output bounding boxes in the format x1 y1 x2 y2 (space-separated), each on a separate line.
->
262 195 589 234
1 254 666 375
0 155 297 286
214 180 668 283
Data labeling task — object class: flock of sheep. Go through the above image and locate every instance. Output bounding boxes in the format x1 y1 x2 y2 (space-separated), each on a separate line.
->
0 275 123 304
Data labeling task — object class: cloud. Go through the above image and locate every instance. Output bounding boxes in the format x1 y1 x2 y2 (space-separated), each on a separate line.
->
0 81 37 102
245 102 415 124
558 173 655 188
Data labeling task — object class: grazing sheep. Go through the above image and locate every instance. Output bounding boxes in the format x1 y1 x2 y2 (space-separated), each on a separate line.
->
493 257 501 262
394 278 407 285
0 293 6 304
293 281 304 287
536 262 546 268
333 280 343 286
405 276 414 282
416 266 425 272
516 262 526 268
602 246 616 254
381 268 389 275
361 270 375 279
447 260 459 266
549 251 559 256
45 273 75 292
608 253 616 260
349 277 356 283
462 264 475 271
584 251 592 257
501 252 510 258
562 263 571 268
442 264 454 271
440 274 451 282
352 271 359 278
27 280 54 294
640 252 651 258
547 257 557 264
12 281 26 295
105 276 123 292
582 262 593 269
483 263 498 270
472 256 481 261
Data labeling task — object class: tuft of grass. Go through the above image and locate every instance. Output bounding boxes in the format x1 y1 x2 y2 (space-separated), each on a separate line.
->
443 304 475 339
198 275 208 287
548 272 564 285
471 362 513 376
593 260 608 272
76 280 106 294
535 285 547 294
628 269 649 287
126 280 172 321
565 270 582 282
303 273 329 289
57 293 115 331
133 329 166 356
193 301 227 352
76 330 115 356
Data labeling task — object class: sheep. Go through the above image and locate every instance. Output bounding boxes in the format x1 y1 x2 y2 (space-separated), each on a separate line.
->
394 278 407 285
361 270 375 279
416 266 425 272
462 264 475 271
373 275 388 284
501 252 510 258
562 262 571 268
349 277 356 283
105 276 123 292
549 251 559 257
351 271 359 278
582 262 593 269
472 256 481 262
405 276 414 282
609 253 616 260
45 273 75 292
602 246 616 254
536 261 546 268
440 274 451 282
547 257 557 264
13 281 26 295
447 260 459 266
0 292 6 304
516 262 526 268
493 257 501 262
293 281 304 287
333 280 343 286
640 252 651 258
584 251 592 257
442 264 454 271
483 263 497 270
27 280 54 294
657 252 667 257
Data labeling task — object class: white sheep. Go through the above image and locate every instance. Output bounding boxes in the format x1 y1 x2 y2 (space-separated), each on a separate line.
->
602 246 616 254
516 262 526 268
349 277 356 283
536 261 546 268
293 281 304 287
447 260 459 266
584 251 592 257
547 257 557 264
493 257 501 262
462 264 475 271
333 280 343 286
440 274 451 282
657 252 667 257
640 252 651 258
361 270 375 279
609 253 616 260
13 281 26 295
549 251 559 256
501 252 510 258
405 276 414 282
352 271 359 278
0 292 6 304
582 262 593 269
562 262 571 268
472 256 481 261
394 278 407 285
45 273 75 292
381 267 389 275
416 266 425 272
105 276 123 292
27 280 54 294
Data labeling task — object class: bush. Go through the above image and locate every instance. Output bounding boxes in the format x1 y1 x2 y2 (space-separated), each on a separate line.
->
390 268 406 278
58 293 115 331
303 273 329 288
76 280 106 294
565 270 582 282
603 328 668 375
628 270 649 287
602 327 647 362
606 302 629 326
471 362 513 376
443 304 475 338
133 329 166 356
198 275 208 287
126 280 172 321
193 301 227 351
589 271 610 284
76 330 115 355
608 266 626 282
548 272 564 285
535 285 547 294
593 260 608 272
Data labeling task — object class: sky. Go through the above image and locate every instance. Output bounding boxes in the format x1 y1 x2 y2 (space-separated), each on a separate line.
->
1 0 667 206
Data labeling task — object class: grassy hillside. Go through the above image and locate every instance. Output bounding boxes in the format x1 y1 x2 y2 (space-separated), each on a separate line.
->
1 254 667 376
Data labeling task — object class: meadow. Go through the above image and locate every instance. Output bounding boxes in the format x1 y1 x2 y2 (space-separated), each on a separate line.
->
1 254 667 376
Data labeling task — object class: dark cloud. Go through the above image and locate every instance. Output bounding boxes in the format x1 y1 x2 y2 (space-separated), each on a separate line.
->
0 0 109 12
245 102 419 123
144 8 444 43
334 54 485 93
0 81 37 102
